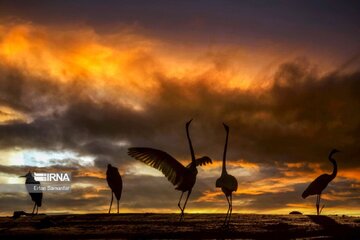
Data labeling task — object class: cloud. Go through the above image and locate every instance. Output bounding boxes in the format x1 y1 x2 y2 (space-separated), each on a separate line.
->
0 23 359 215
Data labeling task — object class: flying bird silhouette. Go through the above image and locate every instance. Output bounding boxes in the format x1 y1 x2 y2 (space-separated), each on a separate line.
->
20 171 42 215
216 123 238 225
302 149 340 215
128 119 212 221
106 164 123 214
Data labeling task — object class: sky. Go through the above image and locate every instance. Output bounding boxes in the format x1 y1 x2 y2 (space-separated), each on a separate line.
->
0 0 360 216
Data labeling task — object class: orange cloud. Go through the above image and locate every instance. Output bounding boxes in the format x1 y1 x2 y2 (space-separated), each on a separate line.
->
339 168 360 181
0 24 159 111
194 190 224 203
0 22 283 114
207 159 260 171
73 169 105 179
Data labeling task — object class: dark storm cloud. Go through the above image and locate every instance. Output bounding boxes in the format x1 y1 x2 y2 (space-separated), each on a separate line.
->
1 50 360 214
0 63 63 113
1 1 360 169
1 59 360 168
0 1 359 215
269 61 360 164
138 61 360 169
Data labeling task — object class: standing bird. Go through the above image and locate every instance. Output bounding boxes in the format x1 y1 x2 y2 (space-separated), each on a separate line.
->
128 119 212 221
216 123 238 225
302 149 340 215
106 164 123 214
20 171 42 215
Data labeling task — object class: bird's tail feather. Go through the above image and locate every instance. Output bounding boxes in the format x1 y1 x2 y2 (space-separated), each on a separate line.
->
302 190 309 199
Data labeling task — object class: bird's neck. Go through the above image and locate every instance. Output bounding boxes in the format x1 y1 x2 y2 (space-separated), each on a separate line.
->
186 126 196 164
190 165 198 174
222 130 229 175
329 156 337 180
330 158 337 179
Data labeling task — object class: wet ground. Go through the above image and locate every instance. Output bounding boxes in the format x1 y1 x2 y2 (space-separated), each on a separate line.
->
0 213 359 239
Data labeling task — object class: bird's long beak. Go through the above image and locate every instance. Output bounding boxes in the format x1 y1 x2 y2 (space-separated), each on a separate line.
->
186 119 193 126
223 123 229 131
19 175 26 178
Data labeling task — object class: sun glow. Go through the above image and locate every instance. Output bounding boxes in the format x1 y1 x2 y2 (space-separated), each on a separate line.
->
0 23 267 106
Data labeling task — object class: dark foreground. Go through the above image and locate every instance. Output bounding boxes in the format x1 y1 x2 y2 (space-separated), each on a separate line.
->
0 213 360 239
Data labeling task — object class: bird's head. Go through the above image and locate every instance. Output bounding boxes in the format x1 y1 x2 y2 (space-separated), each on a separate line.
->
186 119 193 128
223 123 229 132
19 171 32 178
329 149 341 160
107 164 112 169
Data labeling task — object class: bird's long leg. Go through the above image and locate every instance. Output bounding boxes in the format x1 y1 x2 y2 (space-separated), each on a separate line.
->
178 192 184 212
224 195 231 225
117 200 119 214
228 194 233 225
108 192 113 214
319 194 325 214
179 190 191 222
36 205 38 215
32 202 36 215
316 194 320 215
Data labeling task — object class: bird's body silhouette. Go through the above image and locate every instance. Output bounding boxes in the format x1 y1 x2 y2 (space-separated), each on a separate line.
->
20 172 42 215
106 164 123 214
216 123 238 225
302 149 340 215
128 119 212 221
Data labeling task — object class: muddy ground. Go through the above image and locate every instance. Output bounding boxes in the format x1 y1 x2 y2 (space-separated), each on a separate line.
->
0 213 359 239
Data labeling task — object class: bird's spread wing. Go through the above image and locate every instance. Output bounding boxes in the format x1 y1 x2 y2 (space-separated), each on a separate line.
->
128 147 186 186
186 156 212 168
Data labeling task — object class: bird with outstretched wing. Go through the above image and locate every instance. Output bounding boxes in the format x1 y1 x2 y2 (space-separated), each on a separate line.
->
128 119 212 221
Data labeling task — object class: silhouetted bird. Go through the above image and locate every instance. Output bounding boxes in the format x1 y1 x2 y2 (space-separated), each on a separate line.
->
302 149 340 215
20 171 42 215
216 123 238 225
106 164 123 214
128 119 212 221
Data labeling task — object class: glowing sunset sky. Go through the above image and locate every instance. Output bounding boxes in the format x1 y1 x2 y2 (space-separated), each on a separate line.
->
0 0 360 216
